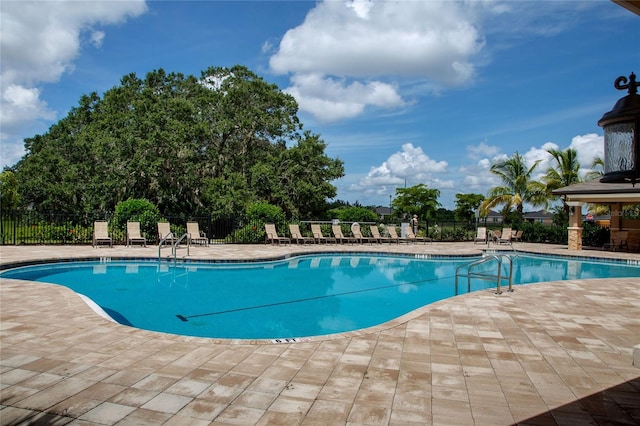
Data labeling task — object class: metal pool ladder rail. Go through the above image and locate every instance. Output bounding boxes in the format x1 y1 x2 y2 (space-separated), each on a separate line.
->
158 233 190 262
455 254 518 295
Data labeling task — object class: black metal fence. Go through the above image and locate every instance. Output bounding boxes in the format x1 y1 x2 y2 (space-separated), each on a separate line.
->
0 210 569 245
0 211 238 245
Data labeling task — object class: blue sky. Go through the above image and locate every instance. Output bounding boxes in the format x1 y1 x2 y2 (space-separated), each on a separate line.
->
1 1 639 209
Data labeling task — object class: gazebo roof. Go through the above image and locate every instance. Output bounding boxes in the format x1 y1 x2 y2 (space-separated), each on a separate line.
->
552 179 640 203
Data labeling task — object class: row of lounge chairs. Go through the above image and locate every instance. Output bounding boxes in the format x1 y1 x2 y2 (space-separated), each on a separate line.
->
265 223 433 245
92 220 208 248
473 227 523 245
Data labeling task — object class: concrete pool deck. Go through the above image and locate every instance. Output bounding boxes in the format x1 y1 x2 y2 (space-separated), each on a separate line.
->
1 242 639 425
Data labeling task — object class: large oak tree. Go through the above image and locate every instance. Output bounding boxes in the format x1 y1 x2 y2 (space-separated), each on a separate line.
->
13 66 344 219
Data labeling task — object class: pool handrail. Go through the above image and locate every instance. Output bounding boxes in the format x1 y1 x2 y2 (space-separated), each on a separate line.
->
173 233 190 262
455 253 518 295
158 232 174 258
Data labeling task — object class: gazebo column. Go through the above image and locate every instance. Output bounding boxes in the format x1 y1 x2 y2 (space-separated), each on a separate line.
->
567 202 585 251
610 202 622 231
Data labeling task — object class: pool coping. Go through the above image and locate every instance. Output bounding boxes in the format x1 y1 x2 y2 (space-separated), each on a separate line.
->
2 244 638 271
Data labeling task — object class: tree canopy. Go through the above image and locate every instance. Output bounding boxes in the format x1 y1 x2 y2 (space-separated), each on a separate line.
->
454 193 485 222
392 184 441 221
12 66 344 219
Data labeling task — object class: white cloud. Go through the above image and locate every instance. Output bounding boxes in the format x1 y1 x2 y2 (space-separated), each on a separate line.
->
467 141 500 160
1 85 56 128
354 143 448 193
0 0 147 168
90 30 106 48
269 0 486 122
285 73 404 123
524 142 559 179
568 133 603 169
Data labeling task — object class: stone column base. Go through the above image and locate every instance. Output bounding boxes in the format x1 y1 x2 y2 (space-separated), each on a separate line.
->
568 226 582 251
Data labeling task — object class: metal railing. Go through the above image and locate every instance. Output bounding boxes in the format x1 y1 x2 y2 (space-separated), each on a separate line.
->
172 233 190 262
158 233 175 259
455 253 518 295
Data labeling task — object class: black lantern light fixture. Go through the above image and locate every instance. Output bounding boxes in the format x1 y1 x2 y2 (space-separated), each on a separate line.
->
598 72 640 186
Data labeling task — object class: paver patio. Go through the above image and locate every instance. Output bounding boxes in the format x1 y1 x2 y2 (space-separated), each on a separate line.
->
1 243 639 425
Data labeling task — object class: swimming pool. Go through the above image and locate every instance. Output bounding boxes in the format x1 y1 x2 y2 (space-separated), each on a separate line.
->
2 253 639 340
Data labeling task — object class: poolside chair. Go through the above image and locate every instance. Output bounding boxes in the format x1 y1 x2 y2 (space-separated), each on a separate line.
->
404 226 432 244
332 224 358 244
498 227 512 245
604 231 628 251
265 223 290 245
157 222 175 245
351 223 375 244
370 225 395 243
289 224 314 244
187 222 208 246
512 230 523 242
474 227 487 244
311 224 336 244
126 221 147 247
488 229 501 243
92 220 112 248
387 226 410 243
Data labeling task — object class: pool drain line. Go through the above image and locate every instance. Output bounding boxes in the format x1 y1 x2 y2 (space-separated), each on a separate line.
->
176 275 452 322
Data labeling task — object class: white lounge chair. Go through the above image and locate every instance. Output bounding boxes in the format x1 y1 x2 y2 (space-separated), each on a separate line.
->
126 221 147 247
187 222 208 246
265 223 290 245
311 224 336 244
289 224 313 244
157 222 175 245
351 223 375 244
474 227 487 244
93 220 112 248
332 224 357 244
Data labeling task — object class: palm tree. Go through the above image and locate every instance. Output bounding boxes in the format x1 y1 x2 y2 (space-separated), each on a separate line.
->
544 148 581 190
480 152 546 221
584 156 604 180
543 148 582 217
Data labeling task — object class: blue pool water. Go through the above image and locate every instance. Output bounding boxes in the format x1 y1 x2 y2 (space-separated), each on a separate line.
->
2 254 639 340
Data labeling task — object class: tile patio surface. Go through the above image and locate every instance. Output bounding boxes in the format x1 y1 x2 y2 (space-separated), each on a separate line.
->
1 242 639 425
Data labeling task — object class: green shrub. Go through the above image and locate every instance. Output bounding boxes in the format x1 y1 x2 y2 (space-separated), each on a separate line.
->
518 222 567 244
328 206 377 223
582 222 609 247
233 202 287 243
113 199 160 239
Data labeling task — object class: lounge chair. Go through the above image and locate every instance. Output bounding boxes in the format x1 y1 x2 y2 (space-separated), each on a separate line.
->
370 225 396 243
404 226 432 244
351 223 375 244
488 229 501 243
126 221 147 247
93 220 112 248
498 227 512 245
604 231 628 251
265 223 290 245
187 222 208 246
332 224 357 244
512 230 523 242
474 227 487 244
387 226 410 244
157 222 175 245
289 224 314 244
311 224 336 244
